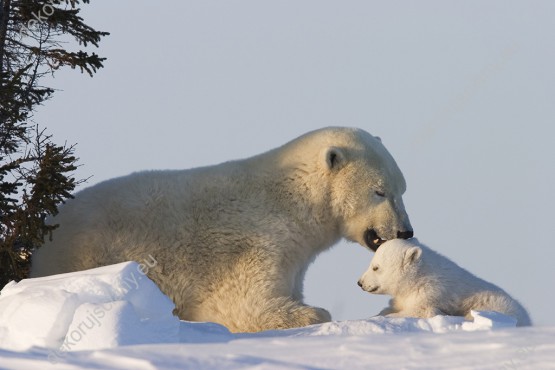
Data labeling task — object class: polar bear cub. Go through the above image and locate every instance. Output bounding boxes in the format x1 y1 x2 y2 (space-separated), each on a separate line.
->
358 238 531 326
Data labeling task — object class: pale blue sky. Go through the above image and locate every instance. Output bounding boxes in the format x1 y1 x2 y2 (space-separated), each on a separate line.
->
36 1 554 325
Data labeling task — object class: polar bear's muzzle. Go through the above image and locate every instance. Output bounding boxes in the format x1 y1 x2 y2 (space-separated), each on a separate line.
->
364 229 386 251
364 229 413 252
357 280 380 293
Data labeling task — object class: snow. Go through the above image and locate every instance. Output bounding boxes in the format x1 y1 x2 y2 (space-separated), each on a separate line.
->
0 262 179 353
1 263 554 369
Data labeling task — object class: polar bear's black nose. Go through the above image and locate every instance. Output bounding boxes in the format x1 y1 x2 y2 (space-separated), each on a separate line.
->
357 280 362 288
397 230 414 239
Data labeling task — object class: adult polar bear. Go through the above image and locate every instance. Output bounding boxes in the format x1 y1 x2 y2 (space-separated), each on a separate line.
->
31 127 413 332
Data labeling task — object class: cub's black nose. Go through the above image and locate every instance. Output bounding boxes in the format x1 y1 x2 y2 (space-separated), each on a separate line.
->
357 280 362 287
397 230 414 239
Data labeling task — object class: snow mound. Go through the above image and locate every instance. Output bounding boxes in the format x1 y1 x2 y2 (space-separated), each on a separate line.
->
0 261 180 355
0 261 521 364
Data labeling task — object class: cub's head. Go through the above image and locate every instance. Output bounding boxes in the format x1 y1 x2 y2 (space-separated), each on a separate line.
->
357 238 423 295
312 127 413 251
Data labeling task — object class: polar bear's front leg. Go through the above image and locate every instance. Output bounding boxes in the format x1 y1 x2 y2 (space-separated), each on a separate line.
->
377 298 400 316
378 306 396 316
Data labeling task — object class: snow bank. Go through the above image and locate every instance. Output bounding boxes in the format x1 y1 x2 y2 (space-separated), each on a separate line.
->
0 261 524 366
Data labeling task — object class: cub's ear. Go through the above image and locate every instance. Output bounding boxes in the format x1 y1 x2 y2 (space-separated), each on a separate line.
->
324 147 345 170
403 247 422 267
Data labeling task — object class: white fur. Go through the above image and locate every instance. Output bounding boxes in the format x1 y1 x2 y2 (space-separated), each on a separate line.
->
358 238 531 326
31 127 412 332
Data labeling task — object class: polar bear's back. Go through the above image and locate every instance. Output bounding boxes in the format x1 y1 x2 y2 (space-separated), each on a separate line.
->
31 164 253 276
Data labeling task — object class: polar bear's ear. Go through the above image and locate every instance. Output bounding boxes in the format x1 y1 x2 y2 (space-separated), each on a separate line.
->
324 147 346 170
403 247 422 268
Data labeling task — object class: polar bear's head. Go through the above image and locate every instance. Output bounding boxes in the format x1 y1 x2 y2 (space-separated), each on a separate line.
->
357 238 423 295
292 127 413 251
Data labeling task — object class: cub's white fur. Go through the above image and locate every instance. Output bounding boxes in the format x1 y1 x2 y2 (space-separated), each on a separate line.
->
358 238 531 326
31 127 413 332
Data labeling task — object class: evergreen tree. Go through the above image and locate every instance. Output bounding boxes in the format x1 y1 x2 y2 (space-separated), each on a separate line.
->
0 0 108 287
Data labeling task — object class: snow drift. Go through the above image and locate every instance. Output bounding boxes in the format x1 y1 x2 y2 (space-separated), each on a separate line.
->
0 261 180 353
0 261 553 369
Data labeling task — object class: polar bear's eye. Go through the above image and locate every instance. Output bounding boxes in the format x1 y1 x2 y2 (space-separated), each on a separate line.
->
375 190 386 197
372 265 379 271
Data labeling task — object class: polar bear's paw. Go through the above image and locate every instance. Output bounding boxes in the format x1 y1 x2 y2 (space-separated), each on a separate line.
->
284 304 331 328
258 298 331 330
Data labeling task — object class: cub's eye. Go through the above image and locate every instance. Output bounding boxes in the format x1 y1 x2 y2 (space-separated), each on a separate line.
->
372 266 379 271
375 190 386 197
